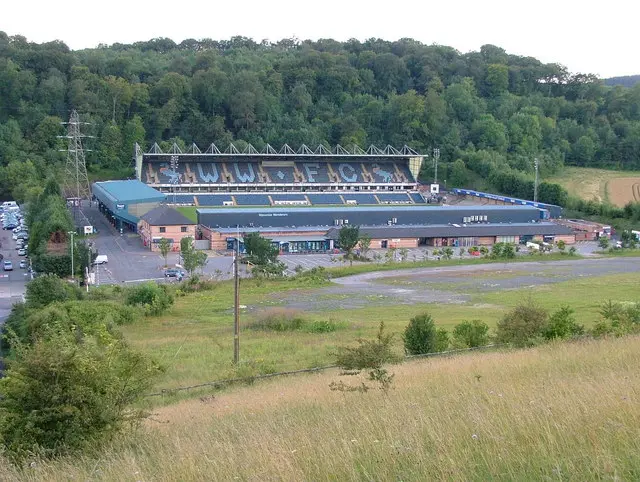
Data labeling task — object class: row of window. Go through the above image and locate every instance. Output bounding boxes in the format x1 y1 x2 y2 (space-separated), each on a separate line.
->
463 215 488 223
158 226 190 233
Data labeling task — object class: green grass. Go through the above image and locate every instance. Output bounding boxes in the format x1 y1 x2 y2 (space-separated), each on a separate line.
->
119 265 640 396
8 336 640 480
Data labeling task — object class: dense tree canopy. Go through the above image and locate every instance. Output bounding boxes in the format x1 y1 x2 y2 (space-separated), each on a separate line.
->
1 33 640 202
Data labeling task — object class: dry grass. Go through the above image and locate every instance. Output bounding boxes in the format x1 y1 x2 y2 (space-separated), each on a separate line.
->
548 166 640 204
4 336 640 481
608 177 640 206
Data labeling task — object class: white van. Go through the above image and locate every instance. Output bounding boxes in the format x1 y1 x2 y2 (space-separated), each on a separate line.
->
93 255 108 265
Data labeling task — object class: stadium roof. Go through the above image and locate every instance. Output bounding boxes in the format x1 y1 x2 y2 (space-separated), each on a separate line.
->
92 180 165 203
196 204 537 216
140 205 196 226
326 223 573 239
141 142 423 158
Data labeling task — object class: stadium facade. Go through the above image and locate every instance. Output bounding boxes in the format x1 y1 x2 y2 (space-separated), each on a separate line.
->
112 141 575 252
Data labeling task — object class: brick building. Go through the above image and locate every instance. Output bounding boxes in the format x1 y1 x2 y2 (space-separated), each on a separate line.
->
138 205 197 252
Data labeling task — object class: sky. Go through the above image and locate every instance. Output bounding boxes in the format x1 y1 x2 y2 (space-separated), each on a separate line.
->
2 0 638 78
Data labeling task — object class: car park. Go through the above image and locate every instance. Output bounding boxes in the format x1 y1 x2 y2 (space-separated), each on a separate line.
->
3 261 13 271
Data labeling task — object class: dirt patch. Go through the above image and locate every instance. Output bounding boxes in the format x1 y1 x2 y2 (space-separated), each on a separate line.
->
608 177 640 207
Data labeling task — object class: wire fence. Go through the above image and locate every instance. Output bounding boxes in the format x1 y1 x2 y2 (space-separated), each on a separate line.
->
144 343 510 398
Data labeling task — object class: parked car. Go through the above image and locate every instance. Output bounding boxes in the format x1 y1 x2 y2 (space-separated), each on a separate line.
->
164 268 185 280
93 254 108 265
3 260 13 271
18 249 26 256
19 260 27 269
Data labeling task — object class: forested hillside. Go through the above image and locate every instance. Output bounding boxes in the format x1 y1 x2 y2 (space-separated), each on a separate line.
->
605 75 640 88
2 33 640 204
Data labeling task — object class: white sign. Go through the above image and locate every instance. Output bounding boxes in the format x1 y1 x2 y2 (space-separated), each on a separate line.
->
84 225 94 235
430 183 440 194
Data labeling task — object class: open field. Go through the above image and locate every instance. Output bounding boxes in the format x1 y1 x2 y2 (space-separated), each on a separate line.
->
119 258 640 395
548 166 640 205
6 336 640 481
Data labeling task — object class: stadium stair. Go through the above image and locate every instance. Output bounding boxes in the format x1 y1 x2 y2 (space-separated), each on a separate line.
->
339 194 346 204
394 163 408 183
146 163 159 184
268 195 274 206
222 163 234 182
304 194 311 205
194 196 200 206
231 195 237 206
184 163 197 183
360 164 374 182
258 165 271 183
293 165 305 182
327 164 340 183
374 194 381 204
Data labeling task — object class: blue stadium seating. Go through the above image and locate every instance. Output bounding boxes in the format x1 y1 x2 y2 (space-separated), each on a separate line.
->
377 193 411 203
342 193 378 204
306 193 344 205
234 194 272 206
409 192 426 203
262 166 296 183
195 194 234 206
170 194 196 204
270 194 307 201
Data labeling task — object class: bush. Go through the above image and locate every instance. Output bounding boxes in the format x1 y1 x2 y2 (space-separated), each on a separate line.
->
125 282 174 316
335 322 397 370
403 312 442 355
0 334 162 459
293 266 330 283
304 320 340 333
25 274 82 309
543 306 584 340
592 300 640 336
452 320 490 348
248 308 305 331
435 328 450 352
495 299 548 347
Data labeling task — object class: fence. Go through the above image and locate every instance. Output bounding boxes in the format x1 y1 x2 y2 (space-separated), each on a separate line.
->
144 344 509 398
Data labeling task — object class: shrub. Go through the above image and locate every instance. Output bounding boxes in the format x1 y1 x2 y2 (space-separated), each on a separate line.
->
403 312 446 355
304 320 340 333
495 299 548 347
0 334 162 459
335 322 397 370
25 274 82 309
248 308 305 331
452 320 490 348
293 266 330 283
125 282 173 316
435 328 450 352
543 306 584 340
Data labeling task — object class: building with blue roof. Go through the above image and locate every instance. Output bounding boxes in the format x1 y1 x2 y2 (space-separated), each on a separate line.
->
92 180 166 231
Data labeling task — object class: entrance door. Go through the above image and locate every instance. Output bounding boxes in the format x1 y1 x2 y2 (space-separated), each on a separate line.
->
381 240 388 248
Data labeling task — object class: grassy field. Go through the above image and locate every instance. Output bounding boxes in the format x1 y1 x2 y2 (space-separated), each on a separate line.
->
548 166 640 205
6 335 640 481
118 268 640 396
175 206 198 222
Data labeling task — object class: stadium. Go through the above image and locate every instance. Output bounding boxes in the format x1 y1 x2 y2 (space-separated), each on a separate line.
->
92 142 574 252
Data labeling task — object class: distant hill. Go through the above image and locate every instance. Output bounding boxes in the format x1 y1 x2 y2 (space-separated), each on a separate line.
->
604 75 640 87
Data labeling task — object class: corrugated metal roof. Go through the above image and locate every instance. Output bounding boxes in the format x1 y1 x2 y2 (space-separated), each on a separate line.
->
93 180 166 203
140 205 196 225
196 204 536 215
326 223 573 239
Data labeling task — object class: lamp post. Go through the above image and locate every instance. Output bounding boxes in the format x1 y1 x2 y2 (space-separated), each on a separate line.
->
533 158 539 203
68 230 76 284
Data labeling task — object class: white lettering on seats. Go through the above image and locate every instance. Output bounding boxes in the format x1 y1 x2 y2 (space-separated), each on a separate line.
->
303 163 319 182
338 163 357 182
197 163 219 183
234 163 256 182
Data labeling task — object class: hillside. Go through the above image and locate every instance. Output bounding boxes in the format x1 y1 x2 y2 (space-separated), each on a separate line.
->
605 74 640 87
2 33 640 207
548 166 640 205
3 336 639 480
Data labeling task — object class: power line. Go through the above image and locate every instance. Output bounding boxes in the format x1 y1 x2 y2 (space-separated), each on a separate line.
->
60 110 92 202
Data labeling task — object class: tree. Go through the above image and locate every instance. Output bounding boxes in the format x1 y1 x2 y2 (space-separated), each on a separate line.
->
0 333 161 458
543 306 584 340
495 299 548 347
244 232 279 266
180 237 207 276
338 225 360 265
403 312 439 355
25 274 82 309
598 236 610 250
359 233 372 259
556 240 566 252
452 320 490 348
158 238 171 267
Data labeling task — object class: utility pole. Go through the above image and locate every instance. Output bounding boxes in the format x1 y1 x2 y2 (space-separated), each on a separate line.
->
433 148 440 184
68 230 76 284
170 156 179 204
60 110 92 223
233 226 240 365
534 157 539 203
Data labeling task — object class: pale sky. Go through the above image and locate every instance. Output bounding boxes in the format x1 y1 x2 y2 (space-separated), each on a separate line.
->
2 0 638 78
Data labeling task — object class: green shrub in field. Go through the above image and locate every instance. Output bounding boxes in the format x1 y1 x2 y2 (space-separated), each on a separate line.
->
496 299 548 347
125 282 173 316
25 274 82 309
248 308 305 331
543 306 584 340
304 320 341 333
592 300 640 337
0 332 162 459
402 312 443 355
435 327 450 352
452 320 490 348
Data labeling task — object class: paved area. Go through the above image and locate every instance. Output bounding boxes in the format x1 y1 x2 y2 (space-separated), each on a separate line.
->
270 257 640 311
0 226 28 321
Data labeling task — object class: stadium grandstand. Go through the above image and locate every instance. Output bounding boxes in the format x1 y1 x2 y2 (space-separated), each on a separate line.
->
134 142 430 206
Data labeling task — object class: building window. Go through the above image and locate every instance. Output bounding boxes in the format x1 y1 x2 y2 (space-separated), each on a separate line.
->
181 226 187 233
159 227 166 233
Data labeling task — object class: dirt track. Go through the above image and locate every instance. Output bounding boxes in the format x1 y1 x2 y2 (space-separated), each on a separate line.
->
269 257 640 311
